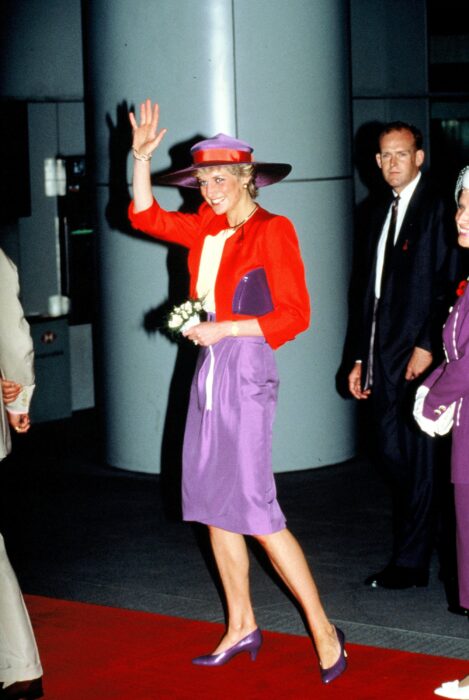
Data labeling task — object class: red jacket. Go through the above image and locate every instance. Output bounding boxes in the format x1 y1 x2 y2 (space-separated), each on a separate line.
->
128 199 310 349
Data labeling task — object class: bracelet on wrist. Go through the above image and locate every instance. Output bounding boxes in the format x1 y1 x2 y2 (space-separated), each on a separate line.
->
231 321 239 337
132 147 153 162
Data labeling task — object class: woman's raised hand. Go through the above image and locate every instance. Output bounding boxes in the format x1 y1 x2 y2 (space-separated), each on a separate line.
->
129 99 167 159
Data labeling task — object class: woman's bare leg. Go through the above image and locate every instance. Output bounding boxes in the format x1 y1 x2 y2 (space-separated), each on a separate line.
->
206 525 340 668
254 528 340 670
207 525 257 654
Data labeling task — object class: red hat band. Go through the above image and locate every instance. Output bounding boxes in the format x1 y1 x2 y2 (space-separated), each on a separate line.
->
192 148 253 165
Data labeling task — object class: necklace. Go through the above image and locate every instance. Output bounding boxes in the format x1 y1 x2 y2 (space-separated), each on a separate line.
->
229 204 258 230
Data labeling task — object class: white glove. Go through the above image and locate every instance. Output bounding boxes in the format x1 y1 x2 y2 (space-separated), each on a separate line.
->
413 385 455 437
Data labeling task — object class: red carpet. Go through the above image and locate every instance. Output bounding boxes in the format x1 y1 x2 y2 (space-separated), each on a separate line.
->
26 594 468 699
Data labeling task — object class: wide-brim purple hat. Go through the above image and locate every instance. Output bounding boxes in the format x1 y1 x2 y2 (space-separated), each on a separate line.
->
156 133 292 188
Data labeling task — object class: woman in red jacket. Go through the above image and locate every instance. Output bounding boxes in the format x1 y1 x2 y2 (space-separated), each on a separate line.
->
128 99 346 682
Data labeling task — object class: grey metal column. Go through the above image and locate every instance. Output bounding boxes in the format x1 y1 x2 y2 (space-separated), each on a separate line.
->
84 0 356 473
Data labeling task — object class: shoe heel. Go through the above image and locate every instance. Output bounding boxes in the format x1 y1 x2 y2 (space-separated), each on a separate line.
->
250 647 260 661
320 627 347 684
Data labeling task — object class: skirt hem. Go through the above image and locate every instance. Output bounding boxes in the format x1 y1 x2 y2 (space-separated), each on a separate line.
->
182 513 287 537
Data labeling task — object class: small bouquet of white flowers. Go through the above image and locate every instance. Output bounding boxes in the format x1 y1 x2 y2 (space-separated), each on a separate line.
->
166 298 204 337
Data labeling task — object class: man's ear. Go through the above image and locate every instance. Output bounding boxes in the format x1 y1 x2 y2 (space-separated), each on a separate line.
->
375 153 382 170
416 149 425 168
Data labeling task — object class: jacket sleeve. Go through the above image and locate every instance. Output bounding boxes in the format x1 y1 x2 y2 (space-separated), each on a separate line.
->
422 301 469 418
257 216 310 349
128 198 206 249
0 250 35 409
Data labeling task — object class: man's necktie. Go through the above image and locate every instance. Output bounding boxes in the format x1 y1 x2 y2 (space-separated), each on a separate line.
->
380 195 400 291
366 195 400 389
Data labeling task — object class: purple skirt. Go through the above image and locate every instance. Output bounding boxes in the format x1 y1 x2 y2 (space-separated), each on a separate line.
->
182 336 286 535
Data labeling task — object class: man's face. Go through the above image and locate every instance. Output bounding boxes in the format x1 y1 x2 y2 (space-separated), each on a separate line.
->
376 129 424 193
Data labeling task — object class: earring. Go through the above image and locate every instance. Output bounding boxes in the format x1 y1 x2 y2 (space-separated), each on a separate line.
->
243 183 248 189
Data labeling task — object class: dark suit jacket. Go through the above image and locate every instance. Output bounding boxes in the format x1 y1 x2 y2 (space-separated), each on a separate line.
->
352 173 458 389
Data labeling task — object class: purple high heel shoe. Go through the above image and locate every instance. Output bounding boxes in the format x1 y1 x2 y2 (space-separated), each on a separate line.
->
192 628 263 666
320 627 347 684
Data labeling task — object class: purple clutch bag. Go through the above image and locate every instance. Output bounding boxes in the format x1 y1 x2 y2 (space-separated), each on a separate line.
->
232 267 274 316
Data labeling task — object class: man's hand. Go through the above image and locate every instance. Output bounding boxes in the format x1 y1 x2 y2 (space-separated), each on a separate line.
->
405 347 433 381
348 362 371 399
7 412 31 433
1 378 22 404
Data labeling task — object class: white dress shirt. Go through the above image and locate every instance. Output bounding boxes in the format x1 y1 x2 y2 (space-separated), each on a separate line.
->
374 172 421 298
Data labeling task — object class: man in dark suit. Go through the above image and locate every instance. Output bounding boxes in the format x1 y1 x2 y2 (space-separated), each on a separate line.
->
348 122 457 589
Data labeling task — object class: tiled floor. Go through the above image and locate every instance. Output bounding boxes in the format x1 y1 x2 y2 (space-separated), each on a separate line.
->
1 410 468 660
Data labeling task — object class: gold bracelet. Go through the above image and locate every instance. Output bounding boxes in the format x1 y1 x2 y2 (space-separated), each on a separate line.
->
231 321 239 337
132 147 153 162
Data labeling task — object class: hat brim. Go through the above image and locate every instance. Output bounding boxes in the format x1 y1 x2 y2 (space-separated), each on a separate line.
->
156 162 292 188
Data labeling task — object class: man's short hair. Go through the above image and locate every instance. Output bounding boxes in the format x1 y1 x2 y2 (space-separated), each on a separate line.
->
378 121 423 151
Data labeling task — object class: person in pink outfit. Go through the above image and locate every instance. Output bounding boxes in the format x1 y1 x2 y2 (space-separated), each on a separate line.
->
414 165 469 700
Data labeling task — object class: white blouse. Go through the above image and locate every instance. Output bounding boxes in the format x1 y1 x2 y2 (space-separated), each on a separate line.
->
196 227 236 312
